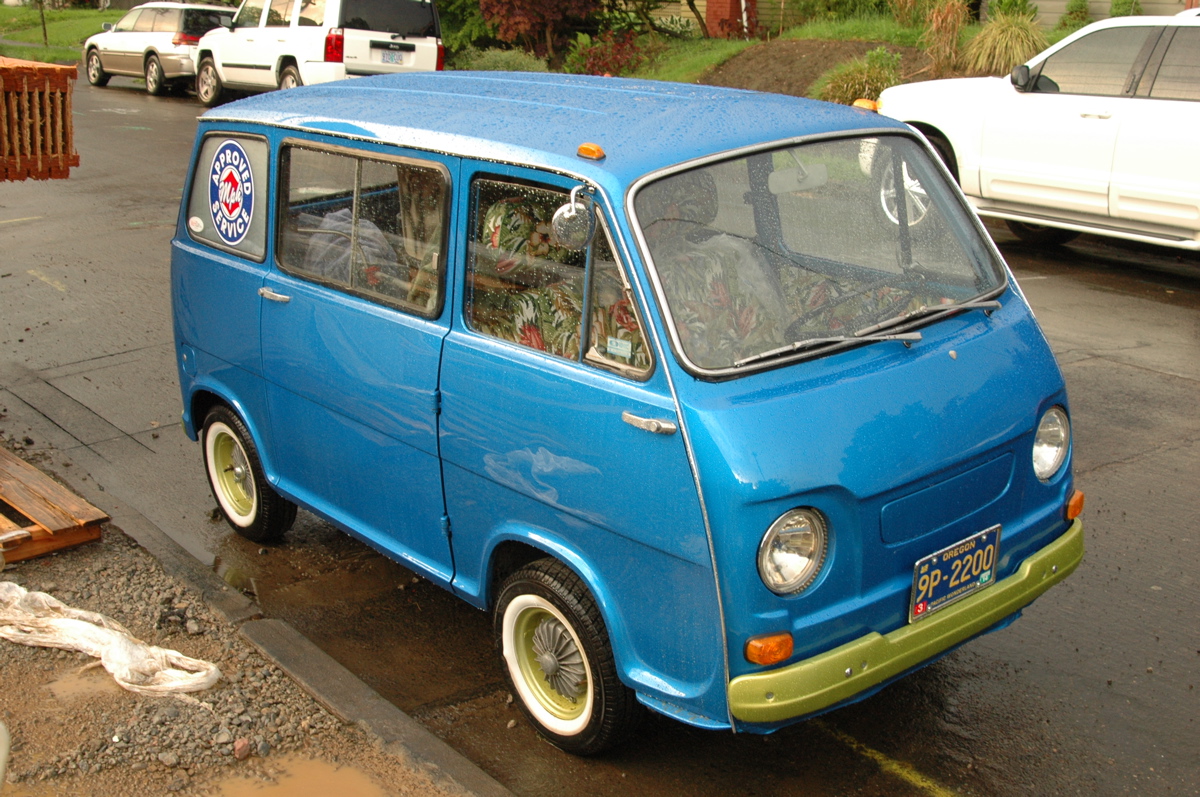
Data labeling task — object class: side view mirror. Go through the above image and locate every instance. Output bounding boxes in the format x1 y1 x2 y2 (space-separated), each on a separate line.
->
102 22 113 31
551 186 596 251
1010 64 1032 92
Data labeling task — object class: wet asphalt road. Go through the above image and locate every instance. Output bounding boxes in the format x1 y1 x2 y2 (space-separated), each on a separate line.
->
1 76 1197 796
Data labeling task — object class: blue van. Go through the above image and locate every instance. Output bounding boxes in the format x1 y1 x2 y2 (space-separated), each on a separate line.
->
171 72 1084 755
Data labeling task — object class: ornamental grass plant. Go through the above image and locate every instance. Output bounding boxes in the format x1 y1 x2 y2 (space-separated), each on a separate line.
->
921 0 969 76
964 10 1047 75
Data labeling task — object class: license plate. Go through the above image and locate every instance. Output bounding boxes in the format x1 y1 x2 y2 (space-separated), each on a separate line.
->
381 50 403 65
909 525 1000 622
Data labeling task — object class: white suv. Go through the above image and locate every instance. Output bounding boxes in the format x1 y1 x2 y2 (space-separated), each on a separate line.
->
877 14 1200 250
194 0 443 106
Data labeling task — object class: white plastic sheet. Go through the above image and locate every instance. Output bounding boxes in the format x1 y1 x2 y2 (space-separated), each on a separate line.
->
0 582 221 694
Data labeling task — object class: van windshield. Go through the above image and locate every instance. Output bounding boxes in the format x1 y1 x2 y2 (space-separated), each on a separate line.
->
633 135 1006 374
340 0 439 36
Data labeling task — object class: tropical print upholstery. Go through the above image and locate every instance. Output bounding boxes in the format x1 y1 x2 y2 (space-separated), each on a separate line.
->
469 185 586 361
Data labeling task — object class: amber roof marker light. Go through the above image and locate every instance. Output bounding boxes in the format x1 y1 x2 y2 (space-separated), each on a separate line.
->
577 142 606 160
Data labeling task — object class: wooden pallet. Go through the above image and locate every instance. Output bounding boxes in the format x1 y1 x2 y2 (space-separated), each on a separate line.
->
0 447 106 564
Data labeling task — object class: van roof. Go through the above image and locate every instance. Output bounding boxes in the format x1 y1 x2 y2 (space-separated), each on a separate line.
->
200 72 905 185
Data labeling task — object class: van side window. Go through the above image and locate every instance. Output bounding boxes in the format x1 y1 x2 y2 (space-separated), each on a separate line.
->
467 178 652 377
277 144 447 317
185 135 270 261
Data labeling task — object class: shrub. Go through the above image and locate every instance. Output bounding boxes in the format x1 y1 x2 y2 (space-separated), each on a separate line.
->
1055 0 1090 31
812 46 903 104
562 30 649 76
1109 0 1140 16
451 46 550 71
789 0 889 24
921 0 968 76
964 11 1046 75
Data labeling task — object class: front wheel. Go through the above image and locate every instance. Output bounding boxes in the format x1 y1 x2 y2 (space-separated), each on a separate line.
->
1005 220 1081 246
196 58 224 107
201 405 296 543
495 558 640 755
86 50 109 87
144 54 166 96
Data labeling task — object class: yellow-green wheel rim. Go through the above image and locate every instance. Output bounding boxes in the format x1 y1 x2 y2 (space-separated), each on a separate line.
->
512 604 588 722
212 429 254 518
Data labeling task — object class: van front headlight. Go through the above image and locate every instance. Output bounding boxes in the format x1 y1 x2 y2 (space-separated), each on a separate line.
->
758 509 828 595
1033 406 1070 481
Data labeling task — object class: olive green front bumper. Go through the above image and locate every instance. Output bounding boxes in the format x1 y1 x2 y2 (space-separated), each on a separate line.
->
728 519 1084 723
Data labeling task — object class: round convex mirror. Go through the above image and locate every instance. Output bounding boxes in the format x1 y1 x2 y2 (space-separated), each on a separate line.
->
551 187 596 250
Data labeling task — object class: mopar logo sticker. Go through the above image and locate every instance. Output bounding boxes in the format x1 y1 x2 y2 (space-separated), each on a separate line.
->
208 140 254 246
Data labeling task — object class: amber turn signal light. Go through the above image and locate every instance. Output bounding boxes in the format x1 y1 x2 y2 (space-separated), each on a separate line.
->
1066 489 1085 520
745 632 794 666
577 142 606 160
852 98 879 112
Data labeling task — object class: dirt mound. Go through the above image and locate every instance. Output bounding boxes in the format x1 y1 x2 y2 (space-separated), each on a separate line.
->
699 39 930 98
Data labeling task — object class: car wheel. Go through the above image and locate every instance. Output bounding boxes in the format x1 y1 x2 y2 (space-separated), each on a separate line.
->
202 405 296 543
86 50 109 87
144 54 166 96
495 558 641 756
196 58 224 107
875 152 932 228
278 65 302 91
1005 220 1080 246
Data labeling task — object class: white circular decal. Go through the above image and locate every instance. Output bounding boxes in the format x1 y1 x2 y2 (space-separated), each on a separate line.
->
188 216 204 233
208 140 254 246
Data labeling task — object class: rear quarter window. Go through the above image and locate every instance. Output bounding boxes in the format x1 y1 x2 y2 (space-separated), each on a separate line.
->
1149 28 1200 101
340 0 439 36
185 135 270 261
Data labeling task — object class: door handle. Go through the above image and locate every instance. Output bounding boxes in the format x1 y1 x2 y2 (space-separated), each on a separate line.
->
258 287 291 303
621 411 677 436
1079 112 1112 119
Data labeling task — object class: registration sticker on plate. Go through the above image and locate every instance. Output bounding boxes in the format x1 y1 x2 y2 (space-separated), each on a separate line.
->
381 50 403 65
909 525 1000 622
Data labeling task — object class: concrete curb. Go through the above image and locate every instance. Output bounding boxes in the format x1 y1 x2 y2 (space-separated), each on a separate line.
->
0 440 513 797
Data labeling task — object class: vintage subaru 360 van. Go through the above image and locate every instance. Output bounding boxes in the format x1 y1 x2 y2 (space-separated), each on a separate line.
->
172 72 1084 755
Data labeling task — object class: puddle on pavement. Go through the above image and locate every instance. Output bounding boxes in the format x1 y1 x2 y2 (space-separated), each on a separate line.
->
214 754 387 797
46 667 123 700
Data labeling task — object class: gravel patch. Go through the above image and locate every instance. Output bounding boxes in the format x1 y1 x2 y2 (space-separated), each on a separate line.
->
1 518 458 796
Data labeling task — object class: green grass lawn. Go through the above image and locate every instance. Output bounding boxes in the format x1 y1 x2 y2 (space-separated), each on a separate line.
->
0 7 123 62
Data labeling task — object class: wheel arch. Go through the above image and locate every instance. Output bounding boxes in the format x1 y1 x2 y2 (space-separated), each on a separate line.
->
142 48 161 68
187 385 281 486
908 122 959 183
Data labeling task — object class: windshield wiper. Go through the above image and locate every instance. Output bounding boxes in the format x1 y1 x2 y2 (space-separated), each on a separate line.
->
854 298 1002 338
734 332 923 368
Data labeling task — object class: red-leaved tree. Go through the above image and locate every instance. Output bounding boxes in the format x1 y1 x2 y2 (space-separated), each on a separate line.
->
479 0 602 58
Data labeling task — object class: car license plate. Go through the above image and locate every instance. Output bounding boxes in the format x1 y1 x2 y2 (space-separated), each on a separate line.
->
381 50 403 65
909 525 1000 622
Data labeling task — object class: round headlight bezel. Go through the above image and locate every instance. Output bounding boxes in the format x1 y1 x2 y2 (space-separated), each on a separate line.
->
1033 405 1070 481
757 508 829 596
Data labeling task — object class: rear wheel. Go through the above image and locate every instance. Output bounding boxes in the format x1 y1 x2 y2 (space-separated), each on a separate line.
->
86 50 109 87
1005 220 1080 246
196 58 223 107
924 132 958 184
144 54 166 96
278 65 302 91
495 558 640 755
202 405 296 543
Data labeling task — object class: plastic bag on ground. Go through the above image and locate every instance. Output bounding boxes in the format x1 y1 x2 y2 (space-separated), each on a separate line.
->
0 581 221 694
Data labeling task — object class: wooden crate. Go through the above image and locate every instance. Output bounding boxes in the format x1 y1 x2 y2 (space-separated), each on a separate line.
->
0 447 107 564
0 56 80 182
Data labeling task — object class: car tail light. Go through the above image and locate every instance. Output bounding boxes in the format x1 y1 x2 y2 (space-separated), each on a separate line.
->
324 28 344 63
172 32 200 46
436 43 445 71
